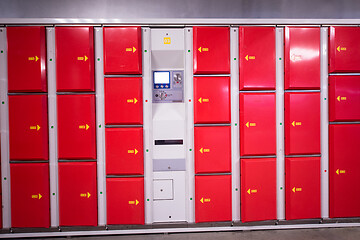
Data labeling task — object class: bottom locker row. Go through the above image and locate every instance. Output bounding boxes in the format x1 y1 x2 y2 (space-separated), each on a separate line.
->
10 158 324 228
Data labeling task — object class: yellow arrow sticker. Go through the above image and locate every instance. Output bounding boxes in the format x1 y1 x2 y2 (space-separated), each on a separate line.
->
200 197 211 203
198 47 209 53
336 169 346 175
292 187 302 193
129 199 140 205
247 189 258 195
77 55 88 61
337 96 347 102
28 56 39 61
30 125 41 131
291 121 302 127
198 98 209 103
80 192 91 198
127 98 138 104
79 124 90 130
127 149 139 155
31 193 42 199
164 37 171 44
199 148 210 154
245 55 255 61
337 46 347 52
245 122 256 128
126 47 137 53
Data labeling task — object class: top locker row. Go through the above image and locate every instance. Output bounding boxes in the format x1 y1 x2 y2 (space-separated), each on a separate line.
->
6 26 360 92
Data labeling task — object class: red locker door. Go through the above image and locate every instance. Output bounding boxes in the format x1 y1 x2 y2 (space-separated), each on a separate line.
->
239 27 276 90
285 27 320 90
195 175 231 223
285 157 321 220
194 126 231 174
103 27 142 75
329 27 360 73
285 92 321 155
330 124 360 218
59 162 97 226
329 75 360 122
7 26 47 92
240 93 276 156
105 77 143 125
193 27 230 74
9 95 49 160
241 158 277 222
56 27 95 92
11 163 50 228
106 178 144 225
57 94 96 159
194 77 230 124
105 128 144 175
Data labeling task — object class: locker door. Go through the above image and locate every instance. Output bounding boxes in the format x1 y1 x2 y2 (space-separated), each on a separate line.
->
193 27 230 74
7 26 47 92
56 26 95 92
285 27 320 90
239 27 276 90
59 162 97 226
9 95 49 160
11 163 50 228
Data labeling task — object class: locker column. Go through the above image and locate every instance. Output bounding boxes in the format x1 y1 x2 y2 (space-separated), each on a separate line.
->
193 26 232 223
328 26 360 218
103 26 144 225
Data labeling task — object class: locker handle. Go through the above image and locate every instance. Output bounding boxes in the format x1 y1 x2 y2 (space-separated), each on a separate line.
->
155 139 183 145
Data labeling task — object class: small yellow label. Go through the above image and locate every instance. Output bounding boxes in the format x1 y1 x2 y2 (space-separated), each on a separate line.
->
337 46 347 52
292 187 302 193
245 55 256 61
198 98 209 103
127 149 139 155
28 56 39 61
337 96 347 102
31 194 42 199
79 124 90 130
80 192 91 198
198 47 209 52
245 122 256 128
164 37 171 44
129 200 140 205
127 98 138 104
336 169 346 175
77 56 88 61
292 121 302 127
200 197 211 203
247 189 258 194
199 148 210 154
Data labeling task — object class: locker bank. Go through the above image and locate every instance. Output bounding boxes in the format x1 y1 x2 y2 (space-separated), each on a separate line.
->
0 16 360 238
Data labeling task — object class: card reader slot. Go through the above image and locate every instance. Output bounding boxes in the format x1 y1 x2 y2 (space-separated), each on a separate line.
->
155 139 183 145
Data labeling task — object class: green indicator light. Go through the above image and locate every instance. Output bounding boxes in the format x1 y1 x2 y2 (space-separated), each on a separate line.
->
100 192 103 194
145 50 147 52
4 177 6 180
280 123 282 126
235 123 237 126
147 199 149 201
324 98 327 100
1 101 4 104
234 58 236 60
99 124 101 128
279 58 282 60
188 50 190 52
53 193 55 196
280 187 283 190
146 149 149 152
50 58 52 61
97 58 100 61
189 149 192 151
0 50 3 53
190 198 193 200
235 188 238 191
51 126 54 129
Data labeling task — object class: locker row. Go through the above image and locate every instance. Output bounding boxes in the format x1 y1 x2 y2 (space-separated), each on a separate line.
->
7 26 360 92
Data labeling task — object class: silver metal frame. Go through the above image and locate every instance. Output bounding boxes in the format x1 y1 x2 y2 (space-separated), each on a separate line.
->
184 27 195 223
230 27 240 221
275 27 285 220
46 27 59 227
0 27 11 229
320 27 329 219
94 27 106 226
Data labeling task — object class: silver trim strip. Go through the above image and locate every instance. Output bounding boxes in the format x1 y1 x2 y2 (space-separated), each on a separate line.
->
284 90 321 93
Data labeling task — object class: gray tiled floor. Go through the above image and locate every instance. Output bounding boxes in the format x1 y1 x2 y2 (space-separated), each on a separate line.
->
42 227 360 240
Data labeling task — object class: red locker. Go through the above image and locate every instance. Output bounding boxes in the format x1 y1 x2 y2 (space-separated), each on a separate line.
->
239 27 276 90
7 26 47 92
56 27 95 92
285 157 321 220
329 27 360 73
194 77 230 124
241 158 276 222
329 75 360 122
330 124 360 218
59 162 97 226
285 92 321 155
10 163 50 228
194 126 231 174
193 27 230 74
240 93 276 156
105 128 144 175
105 77 143 125
57 94 96 159
103 27 142 75
9 95 49 160
284 27 320 90
195 175 231 223
106 178 144 225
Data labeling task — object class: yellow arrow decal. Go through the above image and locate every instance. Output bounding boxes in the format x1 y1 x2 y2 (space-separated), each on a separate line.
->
128 149 139 155
245 55 255 61
245 122 256 128
127 98 138 104
198 98 209 103
30 125 41 131
292 187 302 193
28 56 39 61
80 192 91 198
77 56 88 61
198 47 202 52
292 121 302 127
200 197 210 203
31 193 42 199
337 46 346 52
126 47 137 53
336 169 346 175
337 96 347 102
199 148 210 154
129 199 140 205
247 189 258 195
198 47 208 52
79 124 90 130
